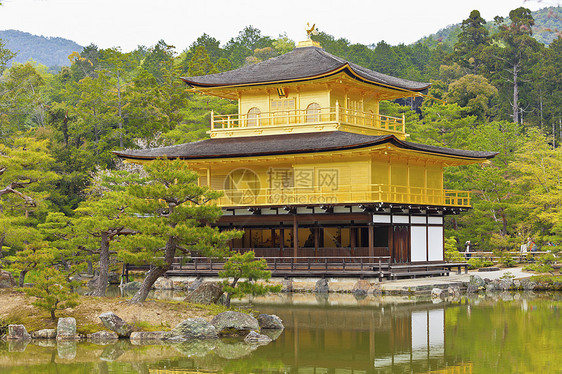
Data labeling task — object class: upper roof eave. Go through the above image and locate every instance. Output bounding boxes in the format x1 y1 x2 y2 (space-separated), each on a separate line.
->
181 46 431 93
113 132 497 162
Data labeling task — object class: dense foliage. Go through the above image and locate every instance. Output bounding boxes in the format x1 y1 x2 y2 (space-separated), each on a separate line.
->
0 7 561 300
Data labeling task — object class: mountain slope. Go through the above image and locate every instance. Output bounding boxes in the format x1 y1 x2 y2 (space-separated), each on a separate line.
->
0 29 83 67
418 6 562 49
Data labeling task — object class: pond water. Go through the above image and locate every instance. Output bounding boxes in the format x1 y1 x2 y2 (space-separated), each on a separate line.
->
1 292 561 373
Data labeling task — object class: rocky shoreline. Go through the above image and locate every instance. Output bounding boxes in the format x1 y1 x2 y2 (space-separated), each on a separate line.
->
2 310 284 356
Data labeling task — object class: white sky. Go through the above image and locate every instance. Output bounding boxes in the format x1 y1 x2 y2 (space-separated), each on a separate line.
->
0 0 559 52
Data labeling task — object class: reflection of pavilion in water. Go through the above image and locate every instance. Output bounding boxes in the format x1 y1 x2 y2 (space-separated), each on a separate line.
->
257 303 471 373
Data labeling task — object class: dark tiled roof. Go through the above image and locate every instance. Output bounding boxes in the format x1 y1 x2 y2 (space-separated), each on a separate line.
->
181 47 430 92
114 132 497 161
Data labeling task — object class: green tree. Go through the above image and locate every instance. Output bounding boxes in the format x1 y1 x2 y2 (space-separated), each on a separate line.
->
510 129 562 245
490 7 542 123
24 267 79 320
73 188 128 297
454 10 490 74
117 158 240 304
219 251 281 307
188 46 217 77
445 74 498 119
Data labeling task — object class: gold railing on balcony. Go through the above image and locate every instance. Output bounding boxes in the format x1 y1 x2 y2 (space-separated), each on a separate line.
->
211 105 405 133
215 183 470 208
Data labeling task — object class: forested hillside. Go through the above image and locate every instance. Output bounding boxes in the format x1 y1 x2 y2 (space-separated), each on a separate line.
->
0 6 561 287
419 6 562 48
0 30 83 68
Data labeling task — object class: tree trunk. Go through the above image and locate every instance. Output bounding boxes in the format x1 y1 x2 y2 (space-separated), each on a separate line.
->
513 64 519 124
225 277 239 308
129 236 177 304
18 269 28 287
92 232 110 297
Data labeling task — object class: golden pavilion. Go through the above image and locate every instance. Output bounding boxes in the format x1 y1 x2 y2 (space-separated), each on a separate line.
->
115 34 496 272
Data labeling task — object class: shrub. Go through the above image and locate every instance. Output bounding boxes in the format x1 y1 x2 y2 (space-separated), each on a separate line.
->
219 251 281 307
467 257 493 269
444 236 464 262
500 253 517 268
524 253 556 273
24 267 79 320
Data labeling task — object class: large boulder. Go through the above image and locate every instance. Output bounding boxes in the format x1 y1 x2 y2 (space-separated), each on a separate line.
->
31 329 57 339
315 279 330 293
56 317 79 340
244 330 272 345
0 270 16 288
7 325 31 340
256 314 284 330
469 274 486 288
185 282 223 305
99 312 133 338
211 311 259 337
87 330 119 342
170 318 218 340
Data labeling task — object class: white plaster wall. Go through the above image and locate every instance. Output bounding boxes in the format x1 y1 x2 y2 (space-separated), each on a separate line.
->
411 226 427 262
428 226 444 261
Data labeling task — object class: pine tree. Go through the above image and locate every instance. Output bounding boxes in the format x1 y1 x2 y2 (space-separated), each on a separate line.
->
117 158 240 304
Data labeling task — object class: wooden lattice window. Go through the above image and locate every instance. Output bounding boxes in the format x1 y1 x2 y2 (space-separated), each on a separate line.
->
306 102 321 123
247 107 261 127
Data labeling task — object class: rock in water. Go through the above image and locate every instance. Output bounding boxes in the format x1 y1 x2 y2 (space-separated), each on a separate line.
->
211 311 259 337
244 330 272 345
256 314 284 330
185 282 223 305
154 277 174 290
7 325 31 340
121 281 142 291
352 280 370 296
281 279 293 293
130 331 166 344
99 312 133 338
469 274 485 288
31 329 57 339
170 318 218 339
57 317 79 340
0 270 16 288
315 279 329 293
87 331 119 342
187 277 203 292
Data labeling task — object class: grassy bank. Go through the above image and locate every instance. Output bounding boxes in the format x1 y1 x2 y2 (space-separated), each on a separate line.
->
0 289 228 336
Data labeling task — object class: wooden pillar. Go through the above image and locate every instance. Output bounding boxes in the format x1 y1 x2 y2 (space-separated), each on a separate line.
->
280 226 285 257
293 215 298 258
271 228 276 248
350 224 356 257
314 225 319 258
368 223 374 258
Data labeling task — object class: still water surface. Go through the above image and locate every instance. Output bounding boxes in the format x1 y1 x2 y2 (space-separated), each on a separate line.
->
1 292 560 373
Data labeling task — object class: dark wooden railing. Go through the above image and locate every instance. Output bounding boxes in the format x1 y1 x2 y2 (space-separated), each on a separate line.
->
123 255 392 281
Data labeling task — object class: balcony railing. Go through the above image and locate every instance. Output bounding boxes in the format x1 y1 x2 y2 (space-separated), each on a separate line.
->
211 105 405 134
214 183 471 208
